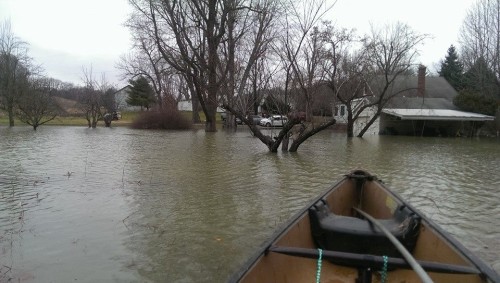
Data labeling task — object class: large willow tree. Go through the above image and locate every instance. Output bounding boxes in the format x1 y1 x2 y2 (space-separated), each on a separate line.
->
127 0 277 132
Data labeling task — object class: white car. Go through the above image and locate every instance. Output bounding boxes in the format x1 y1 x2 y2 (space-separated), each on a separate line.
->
259 115 288 127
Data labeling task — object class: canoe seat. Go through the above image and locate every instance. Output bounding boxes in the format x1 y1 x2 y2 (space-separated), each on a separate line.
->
309 199 421 258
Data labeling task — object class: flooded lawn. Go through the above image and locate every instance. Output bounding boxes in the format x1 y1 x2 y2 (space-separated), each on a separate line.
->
0 126 499 282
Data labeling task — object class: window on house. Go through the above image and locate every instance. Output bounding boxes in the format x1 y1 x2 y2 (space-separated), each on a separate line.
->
340 105 345 116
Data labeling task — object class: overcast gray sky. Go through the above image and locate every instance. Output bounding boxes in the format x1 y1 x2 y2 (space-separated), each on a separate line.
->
0 0 476 87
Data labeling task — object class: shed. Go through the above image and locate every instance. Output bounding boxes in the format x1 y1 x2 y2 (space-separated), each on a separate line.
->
366 65 496 136
380 108 494 136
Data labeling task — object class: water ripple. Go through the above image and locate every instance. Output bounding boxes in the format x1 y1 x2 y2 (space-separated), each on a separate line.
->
0 127 498 282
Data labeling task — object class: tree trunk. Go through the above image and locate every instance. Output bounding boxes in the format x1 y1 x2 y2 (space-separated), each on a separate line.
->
357 111 380 137
289 119 336 152
282 135 289 151
205 98 217 132
91 114 98 128
224 112 237 129
204 0 220 133
8 107 14 127
346 111 354 137
104 113 112 127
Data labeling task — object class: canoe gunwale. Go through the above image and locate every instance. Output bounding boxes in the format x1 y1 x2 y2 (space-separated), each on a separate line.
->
227 173 348 282
227 170 500 282
267 245 481 274
374 178 500 282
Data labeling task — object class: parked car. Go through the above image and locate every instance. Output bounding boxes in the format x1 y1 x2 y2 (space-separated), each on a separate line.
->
259 115 288 127
246 114 263 125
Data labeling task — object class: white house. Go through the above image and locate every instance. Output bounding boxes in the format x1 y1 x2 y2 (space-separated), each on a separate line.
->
113 86 141 111
350 66 494 136
177 99 225 113
334 97 380 135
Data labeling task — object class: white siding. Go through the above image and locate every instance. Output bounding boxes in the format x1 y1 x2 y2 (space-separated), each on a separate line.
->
177 100 225 112
333 104 348 124
353 105 379 136
114 86 141 111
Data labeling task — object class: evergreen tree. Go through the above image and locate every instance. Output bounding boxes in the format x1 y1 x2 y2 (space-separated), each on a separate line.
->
453 90 498 115
454 57 500 115
462 57 500 99
126 76 156 110
439 45 464 90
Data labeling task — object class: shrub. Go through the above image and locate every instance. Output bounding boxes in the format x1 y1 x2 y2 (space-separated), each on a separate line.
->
453 91 498 116
130 108 192 130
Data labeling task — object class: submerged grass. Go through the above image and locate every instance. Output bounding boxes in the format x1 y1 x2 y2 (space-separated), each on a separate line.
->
0 110 220 127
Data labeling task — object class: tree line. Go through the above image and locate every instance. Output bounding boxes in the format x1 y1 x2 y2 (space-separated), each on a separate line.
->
119 0 430 152
0 21 121 130
439 0 500 117
119 0 500 149
0 21 57 130
3 1 498 142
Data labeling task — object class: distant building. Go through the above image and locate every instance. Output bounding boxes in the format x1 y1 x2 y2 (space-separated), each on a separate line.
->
113 86 141 111
352 66 494 136
177 99 225 113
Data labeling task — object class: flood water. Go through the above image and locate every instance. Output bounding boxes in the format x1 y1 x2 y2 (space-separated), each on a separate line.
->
0 126 499 282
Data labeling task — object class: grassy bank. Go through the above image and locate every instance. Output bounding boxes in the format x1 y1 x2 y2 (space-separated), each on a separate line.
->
1 110 336 129
0 111 141 127
0 111 218 127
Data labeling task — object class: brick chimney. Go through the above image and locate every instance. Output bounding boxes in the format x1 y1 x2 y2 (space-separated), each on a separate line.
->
417 65 426 97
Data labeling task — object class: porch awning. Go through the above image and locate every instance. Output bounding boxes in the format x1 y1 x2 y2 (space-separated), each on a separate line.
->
382 109 495 121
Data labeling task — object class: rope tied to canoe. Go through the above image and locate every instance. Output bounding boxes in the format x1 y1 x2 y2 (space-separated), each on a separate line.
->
381 255 388 283
316 248 322 283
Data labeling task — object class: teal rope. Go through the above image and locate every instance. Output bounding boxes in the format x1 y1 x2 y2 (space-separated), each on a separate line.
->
381 255 388 283
316 248 323 283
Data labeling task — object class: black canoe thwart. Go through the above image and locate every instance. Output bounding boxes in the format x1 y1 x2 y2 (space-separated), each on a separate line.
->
229 170 500 283
268 246 481 275
309 199 420 258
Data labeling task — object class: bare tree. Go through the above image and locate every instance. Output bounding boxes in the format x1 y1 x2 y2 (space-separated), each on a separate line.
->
222 0 337 152
327 52 368 137
0 20 31 127
80 66 114 128
321 23 367 137
218 0 279 129
127 0 281 132
355 22 427 137
271 0 336 151
119 13 191 112
17 77 60 130
126 0 231 132
247 57 276 115
460 0 500 80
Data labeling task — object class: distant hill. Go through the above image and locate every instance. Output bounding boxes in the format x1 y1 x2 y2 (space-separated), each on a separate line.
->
53 96 83 115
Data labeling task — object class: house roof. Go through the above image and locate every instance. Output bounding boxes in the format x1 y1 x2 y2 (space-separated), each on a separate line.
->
386 97 457 110
383 76 459 109
383 108 495 121
114 85 131 94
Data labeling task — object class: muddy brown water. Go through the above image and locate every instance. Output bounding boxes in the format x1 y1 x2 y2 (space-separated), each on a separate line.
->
0 126 498 282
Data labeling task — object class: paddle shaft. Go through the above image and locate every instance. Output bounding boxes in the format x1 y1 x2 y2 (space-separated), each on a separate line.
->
268 246 480 274
353 207 434 283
